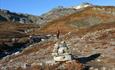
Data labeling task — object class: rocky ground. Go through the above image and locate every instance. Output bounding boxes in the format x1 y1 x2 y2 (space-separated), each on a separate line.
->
0 4 115 70
0 25 115 70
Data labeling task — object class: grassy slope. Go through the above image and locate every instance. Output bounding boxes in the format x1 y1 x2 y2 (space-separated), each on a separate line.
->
35 6 115 35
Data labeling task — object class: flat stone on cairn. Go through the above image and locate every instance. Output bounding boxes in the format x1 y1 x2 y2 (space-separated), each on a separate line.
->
52 41 72 61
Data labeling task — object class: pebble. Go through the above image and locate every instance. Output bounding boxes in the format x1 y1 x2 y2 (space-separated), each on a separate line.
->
112 68 115 70
97 59 101 62
101 67 106 70
31 62 42 66
89 67 94 70
94 68 98 70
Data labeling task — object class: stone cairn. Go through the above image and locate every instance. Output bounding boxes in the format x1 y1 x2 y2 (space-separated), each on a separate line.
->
52 41 72 62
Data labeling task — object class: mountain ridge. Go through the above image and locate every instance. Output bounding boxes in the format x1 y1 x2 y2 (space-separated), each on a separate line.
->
0 3 115 25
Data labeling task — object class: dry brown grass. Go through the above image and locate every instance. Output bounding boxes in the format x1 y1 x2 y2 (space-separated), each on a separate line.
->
0 21 38 31
29 60 84 70
34 7 115 35
64 61 84 70
0 21 39 41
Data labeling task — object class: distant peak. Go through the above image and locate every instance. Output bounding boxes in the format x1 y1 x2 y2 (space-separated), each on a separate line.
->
72 2 93 9
81 2 93 6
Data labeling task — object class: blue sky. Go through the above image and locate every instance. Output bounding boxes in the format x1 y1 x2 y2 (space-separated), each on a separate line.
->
0 0 115 16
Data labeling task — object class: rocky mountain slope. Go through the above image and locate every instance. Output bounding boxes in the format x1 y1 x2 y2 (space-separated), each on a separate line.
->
0 9 42 24
35 6 115 34
0 3 115 70
0 6 80 25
